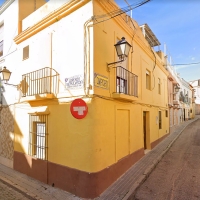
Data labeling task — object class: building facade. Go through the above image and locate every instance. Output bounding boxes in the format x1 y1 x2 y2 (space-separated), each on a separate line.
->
189 83 196 119
0 0 48 168
190 79 200 115
166 63 181 133
1 0 193 198
178 77 191 121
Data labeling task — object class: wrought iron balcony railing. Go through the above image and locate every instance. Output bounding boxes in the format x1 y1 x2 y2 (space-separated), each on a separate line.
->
21 67 59 97
114 66 138 97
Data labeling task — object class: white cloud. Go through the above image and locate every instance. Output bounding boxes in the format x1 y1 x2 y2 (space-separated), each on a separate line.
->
175 63 200 70
175 65 191 70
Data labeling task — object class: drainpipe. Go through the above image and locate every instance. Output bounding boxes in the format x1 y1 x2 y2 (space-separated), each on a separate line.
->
50 32 53 94
84 18 93 96
0 85 1 124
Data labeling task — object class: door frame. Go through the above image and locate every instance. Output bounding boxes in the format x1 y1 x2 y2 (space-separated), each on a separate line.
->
143 111 151 150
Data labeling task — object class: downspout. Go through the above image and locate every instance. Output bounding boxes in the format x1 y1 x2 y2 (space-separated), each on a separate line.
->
50 32 53 93
0 84 1 124
84 18 93 96
47 31 53 185
50 32 53 69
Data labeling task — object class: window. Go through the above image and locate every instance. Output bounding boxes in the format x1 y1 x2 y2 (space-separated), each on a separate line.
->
0 41 3 57
159 111 162 129
29 114 48 160
23 45 29 60
185 91 189 103
115 66 138 96
165 110 168 117
0 23 4 57
117 76 127 94
158 78 161 94
173 93 176 100
198 79 200 86
146 70 151 90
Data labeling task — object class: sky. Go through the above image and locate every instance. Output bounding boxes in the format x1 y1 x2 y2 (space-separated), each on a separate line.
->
115 0 200 82
0 0 199 81
0 0 4 6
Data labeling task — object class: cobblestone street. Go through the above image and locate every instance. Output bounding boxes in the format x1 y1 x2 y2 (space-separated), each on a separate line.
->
134 119 200 200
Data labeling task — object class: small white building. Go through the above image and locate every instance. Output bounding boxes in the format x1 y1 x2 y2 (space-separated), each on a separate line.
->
0 0 20 169
0 0 48 168
165 60 192 130
190 79 200 115
178 77 191 121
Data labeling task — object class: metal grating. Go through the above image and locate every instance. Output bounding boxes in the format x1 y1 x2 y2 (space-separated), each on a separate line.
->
114 66 138 97
28 114 48 160
140 23 161 47
21 67 59 97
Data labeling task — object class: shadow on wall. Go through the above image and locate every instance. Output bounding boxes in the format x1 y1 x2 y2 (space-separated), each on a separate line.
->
0 81 31 169
195 104 200 115
0 85 14 168
13 99 59 184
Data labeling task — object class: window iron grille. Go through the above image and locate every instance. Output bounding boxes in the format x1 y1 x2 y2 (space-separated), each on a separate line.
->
159 111 162 129
29 114 48 160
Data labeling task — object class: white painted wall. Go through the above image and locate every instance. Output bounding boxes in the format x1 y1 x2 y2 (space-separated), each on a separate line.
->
190 80 200 104
22 0 71 31
178 77 190 120
0 0 19 106
17 1 93 98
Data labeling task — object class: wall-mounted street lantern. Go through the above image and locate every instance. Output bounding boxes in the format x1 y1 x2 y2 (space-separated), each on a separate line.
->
114 37 132 61
0 67 11 82
174 84 180 93
0 67 17 88
107 37 132 67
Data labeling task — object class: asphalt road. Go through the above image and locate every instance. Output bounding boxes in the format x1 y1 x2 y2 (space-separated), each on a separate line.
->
134 119 200 200
0 178 36 200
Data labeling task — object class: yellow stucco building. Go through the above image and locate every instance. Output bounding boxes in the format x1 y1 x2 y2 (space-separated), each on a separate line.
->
1 0 169 198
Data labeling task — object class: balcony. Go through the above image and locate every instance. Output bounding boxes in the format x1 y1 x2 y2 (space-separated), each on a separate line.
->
20 67 59 101
111 66 138 101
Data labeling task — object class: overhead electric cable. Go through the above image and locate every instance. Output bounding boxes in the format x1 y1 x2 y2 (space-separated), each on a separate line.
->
92 0 150 24
173 62 200 66
124 0 133 18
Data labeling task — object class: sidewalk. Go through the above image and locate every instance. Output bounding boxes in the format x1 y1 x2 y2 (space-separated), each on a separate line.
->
0 116 199 200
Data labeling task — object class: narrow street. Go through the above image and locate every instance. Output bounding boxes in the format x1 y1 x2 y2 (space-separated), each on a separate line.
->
134 119 200 200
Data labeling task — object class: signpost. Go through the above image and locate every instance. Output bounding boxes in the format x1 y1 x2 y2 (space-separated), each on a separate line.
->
70 98 88 119
94 73 109 90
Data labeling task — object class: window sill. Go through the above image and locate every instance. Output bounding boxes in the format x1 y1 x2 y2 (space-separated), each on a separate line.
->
112 92 138 102
23 57 29 61
20 93 54 102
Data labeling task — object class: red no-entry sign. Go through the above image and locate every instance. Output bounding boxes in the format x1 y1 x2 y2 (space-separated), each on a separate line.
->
70 98 88 119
